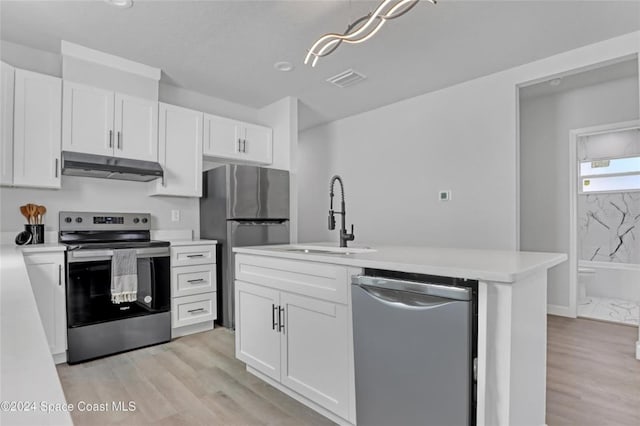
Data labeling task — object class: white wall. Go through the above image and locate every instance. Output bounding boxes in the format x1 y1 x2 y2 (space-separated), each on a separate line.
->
520 76 639 309
299 73 518 248
298 32 640 251
0 176 199 234
258 97 299 241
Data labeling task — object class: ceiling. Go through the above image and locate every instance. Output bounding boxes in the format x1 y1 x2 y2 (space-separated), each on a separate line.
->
1 1 639 130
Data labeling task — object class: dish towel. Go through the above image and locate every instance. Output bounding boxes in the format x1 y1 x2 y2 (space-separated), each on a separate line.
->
111 249 138 304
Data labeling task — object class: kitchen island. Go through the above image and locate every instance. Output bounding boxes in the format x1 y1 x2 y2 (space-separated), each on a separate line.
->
233 243 567 426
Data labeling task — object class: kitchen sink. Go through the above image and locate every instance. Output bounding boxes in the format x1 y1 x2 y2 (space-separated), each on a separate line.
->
283 245 377 255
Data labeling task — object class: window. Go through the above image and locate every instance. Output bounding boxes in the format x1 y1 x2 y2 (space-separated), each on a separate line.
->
579 155 640 193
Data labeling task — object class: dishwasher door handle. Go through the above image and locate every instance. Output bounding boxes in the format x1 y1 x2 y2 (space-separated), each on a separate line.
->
352 275 471 301
355 284 455 310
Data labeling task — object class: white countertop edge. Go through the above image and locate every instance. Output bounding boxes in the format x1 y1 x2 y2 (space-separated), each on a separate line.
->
0 246 72 425
169 239 218 247
233 245 568 283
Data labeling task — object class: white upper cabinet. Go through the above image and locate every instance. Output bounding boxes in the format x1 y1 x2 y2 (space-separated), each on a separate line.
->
151 103 203 197
13 68 62 189
63 82 158 162
242 123 273 164
203 114 238 159
62 82 114 156
1 61 15 186
203 113 272 165
114 93 158 161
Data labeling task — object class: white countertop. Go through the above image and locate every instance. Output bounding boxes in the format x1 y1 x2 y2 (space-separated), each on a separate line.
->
233 243 567 283
0 245 72 425
169 239 217 247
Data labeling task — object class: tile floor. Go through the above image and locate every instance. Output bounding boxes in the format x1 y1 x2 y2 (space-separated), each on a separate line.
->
578 296 640 326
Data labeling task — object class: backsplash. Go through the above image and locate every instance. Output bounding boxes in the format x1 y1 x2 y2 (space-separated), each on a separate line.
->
578 192 640 263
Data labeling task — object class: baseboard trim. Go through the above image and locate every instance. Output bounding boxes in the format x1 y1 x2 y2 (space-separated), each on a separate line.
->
246 366 354 426
53 352 67 365
636 341 640 360
171 321 213 338
547 304 574 318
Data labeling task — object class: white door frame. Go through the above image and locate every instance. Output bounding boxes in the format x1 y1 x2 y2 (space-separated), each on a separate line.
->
568 120 640 318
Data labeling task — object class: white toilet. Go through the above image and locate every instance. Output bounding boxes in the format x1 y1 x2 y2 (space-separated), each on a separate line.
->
578 267 596 304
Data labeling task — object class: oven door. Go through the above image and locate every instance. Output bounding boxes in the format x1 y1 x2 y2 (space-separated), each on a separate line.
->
66 247 170 328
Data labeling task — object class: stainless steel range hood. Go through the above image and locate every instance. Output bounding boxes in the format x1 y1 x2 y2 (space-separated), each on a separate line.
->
61 151 163 182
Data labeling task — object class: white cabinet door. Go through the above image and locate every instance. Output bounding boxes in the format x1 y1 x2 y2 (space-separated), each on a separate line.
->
1 62 14 186
62 81 114 156
203 114 240 159
151 103 202 197
280 292 350 419
13 69 61 189
242 123 273 164
24 253 66 358
235 280 281 381
114 93 158 161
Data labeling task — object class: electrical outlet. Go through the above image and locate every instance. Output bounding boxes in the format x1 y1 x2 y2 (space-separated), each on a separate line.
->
171 210 180 222
439 190 451 201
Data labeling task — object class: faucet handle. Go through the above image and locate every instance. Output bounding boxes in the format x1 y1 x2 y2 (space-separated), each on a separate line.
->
348 224 355 241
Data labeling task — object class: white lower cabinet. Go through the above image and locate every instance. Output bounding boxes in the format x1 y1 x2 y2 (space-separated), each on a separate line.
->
23 252 67 363
234 254 356 424
170 243 217 338
279 291 350 418
235 281 281 381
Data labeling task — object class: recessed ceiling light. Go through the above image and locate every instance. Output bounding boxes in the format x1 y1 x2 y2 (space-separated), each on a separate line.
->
549 78 562 87
104 0 134 9
274 61 294 72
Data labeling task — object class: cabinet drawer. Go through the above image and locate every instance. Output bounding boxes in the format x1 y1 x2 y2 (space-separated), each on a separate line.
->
172 292 216 328
172 264 216 298
171 245 216 267
235 254 349 304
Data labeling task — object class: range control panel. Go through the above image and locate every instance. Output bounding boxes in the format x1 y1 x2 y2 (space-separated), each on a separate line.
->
59 211 151 231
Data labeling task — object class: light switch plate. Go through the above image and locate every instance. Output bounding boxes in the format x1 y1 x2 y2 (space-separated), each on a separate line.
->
439 190 451 201
171 210 180 222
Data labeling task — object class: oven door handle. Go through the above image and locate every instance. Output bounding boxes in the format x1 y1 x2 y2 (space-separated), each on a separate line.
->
68 247 169 260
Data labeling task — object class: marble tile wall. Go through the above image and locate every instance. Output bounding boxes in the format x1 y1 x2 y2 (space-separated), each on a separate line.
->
578 192 640 263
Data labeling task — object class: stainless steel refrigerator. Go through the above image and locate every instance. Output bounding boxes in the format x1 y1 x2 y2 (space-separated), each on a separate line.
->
200 165 290 328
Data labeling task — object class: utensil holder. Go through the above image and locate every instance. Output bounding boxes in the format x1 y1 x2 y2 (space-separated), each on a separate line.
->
25 224 44 244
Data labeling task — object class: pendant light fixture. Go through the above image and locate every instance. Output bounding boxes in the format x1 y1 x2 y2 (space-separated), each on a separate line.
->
304 0 436 67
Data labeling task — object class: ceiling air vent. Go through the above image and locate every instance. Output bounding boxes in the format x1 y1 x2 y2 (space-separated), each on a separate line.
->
326 69 367 88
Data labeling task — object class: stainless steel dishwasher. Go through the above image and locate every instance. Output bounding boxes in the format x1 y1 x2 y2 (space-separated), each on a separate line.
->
351 272 476 426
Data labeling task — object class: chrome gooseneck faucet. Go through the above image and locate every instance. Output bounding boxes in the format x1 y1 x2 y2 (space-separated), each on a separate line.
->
329 175 355 248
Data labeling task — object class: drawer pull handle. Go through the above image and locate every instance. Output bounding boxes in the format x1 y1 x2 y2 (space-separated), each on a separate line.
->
272 304 277 330
186 254 205 258
278 306 285 334
188 308 206 314
187 278 205 283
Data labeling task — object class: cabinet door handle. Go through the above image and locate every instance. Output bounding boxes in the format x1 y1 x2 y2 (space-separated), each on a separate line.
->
188 308 205 314
58 264 62 286
187 278 205 283
242 139 247 153
117 131 122 150
278 306 285 333
237 138 242 153
109 130 113 148
54 158 59 178
186 254 204 258
272 304 278 330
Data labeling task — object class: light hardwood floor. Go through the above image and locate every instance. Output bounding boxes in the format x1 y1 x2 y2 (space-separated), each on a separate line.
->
546 315 640 425
57 316 640 425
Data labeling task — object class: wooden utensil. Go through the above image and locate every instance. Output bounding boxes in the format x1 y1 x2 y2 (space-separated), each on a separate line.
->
27 204 37 225
37 205 46 225
20 205 30 224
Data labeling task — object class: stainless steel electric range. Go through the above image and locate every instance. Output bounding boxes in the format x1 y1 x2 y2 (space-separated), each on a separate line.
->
59 211 171 364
